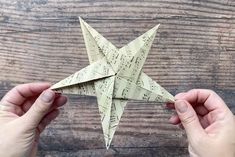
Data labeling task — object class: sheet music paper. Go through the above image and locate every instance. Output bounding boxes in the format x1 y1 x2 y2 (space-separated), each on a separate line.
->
51 17 175 149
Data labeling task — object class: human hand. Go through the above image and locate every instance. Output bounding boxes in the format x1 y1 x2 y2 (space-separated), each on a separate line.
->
0 83 67 157
167 89 235 157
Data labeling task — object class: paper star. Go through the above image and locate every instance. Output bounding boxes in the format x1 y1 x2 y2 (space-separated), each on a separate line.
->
51 17 175 149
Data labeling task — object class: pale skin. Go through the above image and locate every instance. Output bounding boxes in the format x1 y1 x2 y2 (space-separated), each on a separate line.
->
167 89 235 157
0 83 234 157
0 83 67 157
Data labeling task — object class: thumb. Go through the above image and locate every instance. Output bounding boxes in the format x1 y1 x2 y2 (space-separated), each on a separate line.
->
175 100 205 140
23 89 55 128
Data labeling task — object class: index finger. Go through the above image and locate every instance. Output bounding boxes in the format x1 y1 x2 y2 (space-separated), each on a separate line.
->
175 89 228 112
1 82 51 106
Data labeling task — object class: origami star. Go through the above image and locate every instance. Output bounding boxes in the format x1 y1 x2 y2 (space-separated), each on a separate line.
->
51 17 175 149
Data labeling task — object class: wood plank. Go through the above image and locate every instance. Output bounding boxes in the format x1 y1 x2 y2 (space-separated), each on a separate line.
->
0 0 234 156
38 96 187 154
37 147 188 157
0 18 234 88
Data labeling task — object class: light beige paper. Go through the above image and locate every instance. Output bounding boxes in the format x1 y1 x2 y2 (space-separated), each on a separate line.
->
51 17 175 149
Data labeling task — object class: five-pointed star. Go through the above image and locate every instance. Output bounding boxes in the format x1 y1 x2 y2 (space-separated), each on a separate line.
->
51 17 175 149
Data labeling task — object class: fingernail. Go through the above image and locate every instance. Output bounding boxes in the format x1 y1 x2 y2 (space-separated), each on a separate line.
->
175 100 188 113
41 90 54 102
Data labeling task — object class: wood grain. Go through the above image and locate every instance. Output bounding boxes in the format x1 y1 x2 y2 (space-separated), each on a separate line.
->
0 0 234 156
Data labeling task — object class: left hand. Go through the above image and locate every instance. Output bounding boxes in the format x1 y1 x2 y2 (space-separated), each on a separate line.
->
0 83 67 157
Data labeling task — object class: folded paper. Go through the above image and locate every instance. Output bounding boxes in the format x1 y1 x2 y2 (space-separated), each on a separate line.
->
51 17 175 149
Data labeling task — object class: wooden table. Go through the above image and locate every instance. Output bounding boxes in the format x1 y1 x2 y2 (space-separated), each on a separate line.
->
0 0 234 156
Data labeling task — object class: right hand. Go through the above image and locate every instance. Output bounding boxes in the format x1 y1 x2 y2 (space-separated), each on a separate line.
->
167 89 235 157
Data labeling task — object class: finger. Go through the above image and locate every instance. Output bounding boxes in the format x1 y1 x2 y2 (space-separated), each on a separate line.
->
22 95 66 113
203 109 228 134
22 89 55 128
194 105 209 116
1 82 51 106
37 109 59 133
174 100 206 141
175 92 186 100
176 89 228 112
203 109 226 125
198 114 210 129
47 96 67 113
167 104 209 122
170 103 209 117
169 113 180 125
22 96 38 113
166 92 186 109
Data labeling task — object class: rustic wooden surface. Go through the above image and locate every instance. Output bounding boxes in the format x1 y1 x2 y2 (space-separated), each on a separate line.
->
0 0 235 156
